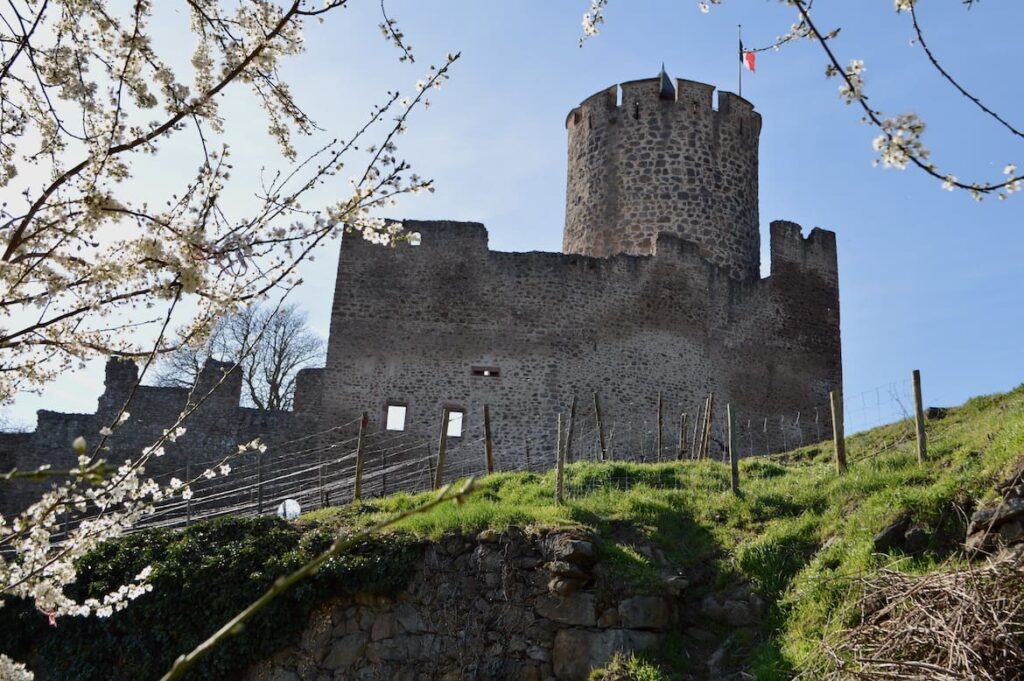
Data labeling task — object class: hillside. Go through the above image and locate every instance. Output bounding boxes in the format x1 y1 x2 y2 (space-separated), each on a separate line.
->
3 384 1024 680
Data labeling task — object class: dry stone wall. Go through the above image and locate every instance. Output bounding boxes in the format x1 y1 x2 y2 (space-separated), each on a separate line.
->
246 527 772 680
244 528 676 681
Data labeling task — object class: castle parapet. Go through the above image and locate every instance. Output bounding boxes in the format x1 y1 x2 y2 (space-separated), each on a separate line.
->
769 220 838 283
191 359 242 411
97 357 139 415
342 220 489 256
293 367 324 414
565 77 761 130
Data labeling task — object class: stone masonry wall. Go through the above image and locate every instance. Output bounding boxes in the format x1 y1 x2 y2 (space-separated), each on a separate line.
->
247 527 771 680
320 219 841 476
0 359 323 518
244 528 676 681
563 77 761 281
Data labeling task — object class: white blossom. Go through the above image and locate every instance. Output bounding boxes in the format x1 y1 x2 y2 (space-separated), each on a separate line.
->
0 0 456 626
0 654 33 680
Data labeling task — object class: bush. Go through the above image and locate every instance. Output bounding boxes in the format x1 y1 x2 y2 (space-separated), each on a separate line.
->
0 516 420 681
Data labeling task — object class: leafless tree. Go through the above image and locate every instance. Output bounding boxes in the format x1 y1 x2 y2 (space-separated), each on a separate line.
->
156 304 324 411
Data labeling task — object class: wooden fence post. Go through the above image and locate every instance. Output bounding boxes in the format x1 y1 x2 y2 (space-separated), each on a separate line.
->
830 391 847 475
691 401 703 460
677 412 688 460
701 393 715 459
185 462 192 526
763 417 769 456
656 392 664 462
483 404 495 475
912 369 927 463
256 450 264 514
728 404 739 495
434 407 450 490
317 453 325 509
594 392 607 461
555 413 565 504
353 412 368 500
565 395 577 464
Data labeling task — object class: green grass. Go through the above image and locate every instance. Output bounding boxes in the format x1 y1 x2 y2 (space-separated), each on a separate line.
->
305 382 1024 678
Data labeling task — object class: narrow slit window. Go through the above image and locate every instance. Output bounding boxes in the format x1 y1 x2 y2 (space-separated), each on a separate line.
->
471 366 501 378
385 404 407 431
446 410 464 438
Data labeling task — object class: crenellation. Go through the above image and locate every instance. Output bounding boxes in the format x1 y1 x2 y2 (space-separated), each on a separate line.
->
675 78 714 110
769 220 839 283
293 367 324 414
409 220 490 251
716 90 756 116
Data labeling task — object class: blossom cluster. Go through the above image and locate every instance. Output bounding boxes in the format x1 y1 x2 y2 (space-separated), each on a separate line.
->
576 0 1022 200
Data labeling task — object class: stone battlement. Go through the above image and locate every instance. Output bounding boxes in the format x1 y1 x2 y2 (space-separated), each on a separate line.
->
358 220 837 289
566 77 759 128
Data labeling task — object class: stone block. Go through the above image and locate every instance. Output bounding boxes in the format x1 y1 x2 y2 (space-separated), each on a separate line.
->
322 632 368 671
617 596 672 631
551 629 659 680
535 592 597 626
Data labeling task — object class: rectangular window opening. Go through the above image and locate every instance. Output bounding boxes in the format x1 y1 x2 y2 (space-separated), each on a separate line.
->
446 410 464 438
385 404 407 431
471 366 501 378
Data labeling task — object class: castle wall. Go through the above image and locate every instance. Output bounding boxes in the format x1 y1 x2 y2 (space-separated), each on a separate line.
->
0 361 324 518
320 220 840 472
563 78 762 280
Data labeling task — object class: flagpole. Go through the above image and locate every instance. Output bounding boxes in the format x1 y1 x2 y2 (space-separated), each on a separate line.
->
738 24 742 97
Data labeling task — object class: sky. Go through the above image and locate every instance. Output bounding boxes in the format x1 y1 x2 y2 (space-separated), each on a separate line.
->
5 0 1024 432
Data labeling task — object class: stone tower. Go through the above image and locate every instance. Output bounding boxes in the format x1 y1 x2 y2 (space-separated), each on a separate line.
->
563 68 762 280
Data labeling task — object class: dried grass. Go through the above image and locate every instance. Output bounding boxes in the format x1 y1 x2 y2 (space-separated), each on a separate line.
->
826 550 1024 680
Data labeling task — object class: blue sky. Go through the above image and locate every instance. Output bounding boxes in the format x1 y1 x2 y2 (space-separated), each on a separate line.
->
6 1 1023 431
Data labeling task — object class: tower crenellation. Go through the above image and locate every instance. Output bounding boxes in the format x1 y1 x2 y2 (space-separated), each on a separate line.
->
563 70 762 280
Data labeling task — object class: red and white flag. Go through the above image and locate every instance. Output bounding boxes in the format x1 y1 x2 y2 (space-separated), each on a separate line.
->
740 40 756 72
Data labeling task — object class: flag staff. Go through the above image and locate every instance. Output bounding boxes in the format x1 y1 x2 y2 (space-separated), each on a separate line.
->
738 24 743 97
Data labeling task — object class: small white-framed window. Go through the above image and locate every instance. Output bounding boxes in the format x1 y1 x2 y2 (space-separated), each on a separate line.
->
446 409 464 438
471 366 500 378
385 403 407 431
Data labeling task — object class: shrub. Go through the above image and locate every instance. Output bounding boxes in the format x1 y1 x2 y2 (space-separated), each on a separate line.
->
0 516 420 681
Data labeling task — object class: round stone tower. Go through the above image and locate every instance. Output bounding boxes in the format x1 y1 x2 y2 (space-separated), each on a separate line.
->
563 69 762 280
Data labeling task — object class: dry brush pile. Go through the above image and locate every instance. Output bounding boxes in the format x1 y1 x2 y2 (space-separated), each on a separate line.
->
827 549 1024 681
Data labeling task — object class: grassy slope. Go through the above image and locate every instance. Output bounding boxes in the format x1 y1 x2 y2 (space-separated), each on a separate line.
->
305 384 1024 678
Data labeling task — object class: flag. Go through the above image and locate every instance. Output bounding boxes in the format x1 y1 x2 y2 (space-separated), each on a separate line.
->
740 40 756 73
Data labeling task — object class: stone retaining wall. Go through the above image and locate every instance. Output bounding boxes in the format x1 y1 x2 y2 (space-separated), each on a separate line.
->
244 529 684 681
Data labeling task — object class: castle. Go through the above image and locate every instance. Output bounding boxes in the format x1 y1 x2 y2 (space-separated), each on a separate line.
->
0 71 841 518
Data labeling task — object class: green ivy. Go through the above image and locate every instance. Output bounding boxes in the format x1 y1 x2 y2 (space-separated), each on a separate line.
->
0 516 421 681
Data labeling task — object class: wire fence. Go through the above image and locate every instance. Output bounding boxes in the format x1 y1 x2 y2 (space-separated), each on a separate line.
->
51 373 950 537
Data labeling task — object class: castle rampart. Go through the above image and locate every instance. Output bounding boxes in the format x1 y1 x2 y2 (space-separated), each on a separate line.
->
564 74 762 280
0 361 324 518
320 218 840 470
